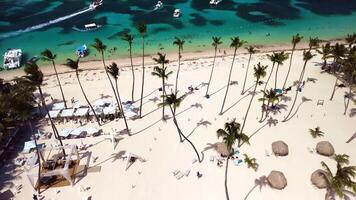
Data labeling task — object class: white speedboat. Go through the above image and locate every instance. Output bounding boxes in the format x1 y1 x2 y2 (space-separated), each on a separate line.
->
209 0 222 5
89 0 103 9
173 9 181 18
3 49 22 70
153 1 163 10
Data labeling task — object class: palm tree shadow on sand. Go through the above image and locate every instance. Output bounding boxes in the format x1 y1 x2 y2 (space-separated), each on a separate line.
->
220 92 250 115
283 96 312 122
243 176 269 200
184 118 212 140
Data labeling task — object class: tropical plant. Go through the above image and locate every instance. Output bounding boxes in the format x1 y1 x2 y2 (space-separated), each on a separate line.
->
152 53 172 119
206 36 223 97
283 34 303 89
241 46 257 94
220 37 246 114
243 154 259 171
317 42 332 68
24 61 65 154
91 38 120 109
329 43 347 101
173 37 185 94
240 63 267 134
283 51 315 122
106 62 129 134
121 32 135 102
321 154 356 199
41 49 67 108
217 120 249 200
308 126 324 138
260 52 278 121
65 58 101 126
136 22 147 118
345 33 356 48
160 91 202 162
259 88 279 122
274 51 289 89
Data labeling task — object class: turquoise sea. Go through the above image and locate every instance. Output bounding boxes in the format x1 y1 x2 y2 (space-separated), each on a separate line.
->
1 0 356 64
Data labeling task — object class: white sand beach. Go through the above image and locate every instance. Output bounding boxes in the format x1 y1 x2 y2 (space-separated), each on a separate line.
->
0 47 355 200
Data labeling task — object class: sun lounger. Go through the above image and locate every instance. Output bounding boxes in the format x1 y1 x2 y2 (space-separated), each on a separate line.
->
210 156 215 162
317 99 324 106
307 147 315 153
176 172 184 180
173 170 180 176
234 159 243 166
184 170 190 176
265 149 271 156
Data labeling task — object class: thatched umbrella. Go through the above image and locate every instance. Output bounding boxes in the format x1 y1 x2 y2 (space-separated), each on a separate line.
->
311 169 328 189
271 141 289 156
214 142 231 157
267 170 287 190
316 141 334 156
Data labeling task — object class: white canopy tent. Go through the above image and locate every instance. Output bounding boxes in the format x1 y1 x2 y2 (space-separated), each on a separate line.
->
52 102 66 110
94 98 112 107
59 128 74 138
74 108 89 117
45 110 61 119
60 109 75 118
103 106 117 115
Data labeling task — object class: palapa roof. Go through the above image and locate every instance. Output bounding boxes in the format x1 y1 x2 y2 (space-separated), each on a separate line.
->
311 169 328 189
316 141 334 156
272 140 289 156
214 142 231 157
267 170 287 190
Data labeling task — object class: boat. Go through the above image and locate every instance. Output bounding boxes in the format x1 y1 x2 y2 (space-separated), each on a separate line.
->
75 45 88 57
73 23 102 32
173 9 181 18
3 49 22 70
153 1 163 10
89 0 103 9
209 0 222 5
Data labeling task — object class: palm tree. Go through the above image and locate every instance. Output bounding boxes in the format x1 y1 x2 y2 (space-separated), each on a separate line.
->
217 120 249 200
121 32 135 102
243 154 259 171
309 126 324 138
283 34 303 90
308 37 321 51
160 92 202 161
152 53 172 119
136 22 147 118
259 52 278 121
342 50 356 115
345 33 356 48
91 38 120 110
24 61 65 155
283 51 315 122
220 37 246 114
241 46 257 94
65 58 101 126
240 63 267 135
41 49 67 108
317 42 332 68
274 51 289 89
321 155 356 199
259 88 279 122
329 43 347 101
173 37 185 94
106 62 130 134
206 36 223 97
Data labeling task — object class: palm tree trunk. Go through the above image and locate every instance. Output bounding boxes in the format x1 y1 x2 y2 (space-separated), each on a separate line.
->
329 77 338 101
139 37 145 118
76 72 101 126
283 59 309 121
129 44 135 102
283 48 295 89
175 49 181 94
52 60 67 108
220 48 237 114
162 76 165 119
27 120 41 194
102 52 120 112
206 47 217 96
260 63 275 121
240 80 258 136
274 64 280 89
241 53 252 94
38 86 65 155
344 76 353 115
115 79 130 135
224 156 230 200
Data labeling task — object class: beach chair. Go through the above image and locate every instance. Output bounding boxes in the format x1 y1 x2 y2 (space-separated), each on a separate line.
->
184 170 191 176
176 172 184 180
265 149 271 157
209 156 215 162
307 147 315 153
317 99 324 106
173 170 180 176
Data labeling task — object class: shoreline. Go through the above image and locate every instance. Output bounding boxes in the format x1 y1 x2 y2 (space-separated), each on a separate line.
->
0 38 346 80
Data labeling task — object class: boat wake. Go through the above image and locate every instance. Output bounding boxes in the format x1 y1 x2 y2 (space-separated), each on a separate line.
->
0 6 96 40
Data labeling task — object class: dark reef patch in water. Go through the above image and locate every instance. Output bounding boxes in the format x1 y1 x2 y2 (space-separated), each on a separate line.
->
189 13 207 26
209 20 224 26
295 0 356 15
